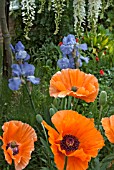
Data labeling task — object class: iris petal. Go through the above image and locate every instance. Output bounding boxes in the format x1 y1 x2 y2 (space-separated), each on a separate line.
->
15 41 25 52
27 76 40 84
57 58 69 69
77 43 87 51
8 77 21 91
20 62 35 76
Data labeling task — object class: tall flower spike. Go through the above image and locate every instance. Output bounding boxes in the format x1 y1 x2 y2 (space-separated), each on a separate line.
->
73 0 86 33
0 121 37 170
42 110 104 170
49 69 99 103
21 0 36 39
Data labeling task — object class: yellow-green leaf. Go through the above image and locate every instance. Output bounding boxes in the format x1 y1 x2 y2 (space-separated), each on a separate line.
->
101 37 109 47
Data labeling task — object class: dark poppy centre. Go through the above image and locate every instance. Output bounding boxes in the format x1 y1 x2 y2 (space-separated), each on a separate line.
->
60 134 79 152
71 86 78 92
6 141 19 155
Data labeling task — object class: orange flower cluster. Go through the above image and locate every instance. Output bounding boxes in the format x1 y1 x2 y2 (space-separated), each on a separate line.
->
0 121 37 170
49 69 99 102
0 69 106 170
43 110 104 170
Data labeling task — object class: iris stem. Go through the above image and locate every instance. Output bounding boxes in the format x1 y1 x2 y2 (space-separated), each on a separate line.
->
64 156 68 170
25 84 37 115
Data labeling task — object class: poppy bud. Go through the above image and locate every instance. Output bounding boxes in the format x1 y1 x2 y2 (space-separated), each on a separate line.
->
36 114 43 124
99 91 107 106
49 108 56 117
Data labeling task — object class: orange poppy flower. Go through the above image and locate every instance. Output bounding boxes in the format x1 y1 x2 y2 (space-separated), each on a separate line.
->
0 121 37 170
42 110 104 170
49 69 99 102
101 115 114 143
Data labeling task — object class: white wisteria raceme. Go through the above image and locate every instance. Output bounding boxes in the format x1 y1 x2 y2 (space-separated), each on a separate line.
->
38 0 67 34
73 0 86 34
87 0 102 29
51 0 66 34
21 0 36 39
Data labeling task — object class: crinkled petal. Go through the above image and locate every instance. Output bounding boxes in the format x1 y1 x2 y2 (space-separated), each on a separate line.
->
49 69 99 103
11 64 22 76
80 56 89 63
57 58 69 69
27 76 40 85
77 43 87 51
60 45 74 55
24 54 30 61
15 50 28 60
15 41 25 52
0 121 37 170
63 34 76 45
20 62 35 76
43 110 104 170
101 115 114 143
8 77 21 90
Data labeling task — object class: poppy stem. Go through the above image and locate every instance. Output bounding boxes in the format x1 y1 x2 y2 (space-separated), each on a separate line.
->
25 84 37 115
98 105 103 129
41 122 48 142
73 98 79 110
64 156 68 170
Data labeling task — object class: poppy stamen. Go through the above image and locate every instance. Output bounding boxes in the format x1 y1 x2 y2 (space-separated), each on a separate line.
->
60 134 79 152
71 86 78 92
6 141 19 155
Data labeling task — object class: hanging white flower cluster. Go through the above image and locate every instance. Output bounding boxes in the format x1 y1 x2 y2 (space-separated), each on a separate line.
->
87 0 102 30
38 0 46 13
21 0 36 40
73 0 103 34
73 0 86 35
38 0 68 35
51 0 66 34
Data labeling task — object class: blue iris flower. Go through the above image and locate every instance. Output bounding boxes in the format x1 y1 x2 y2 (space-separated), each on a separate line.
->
60 34 76 55
8 62 40 91
10 41 30 61
57 53 75 69
58 34 89 69
8 77 22 91
57 57 69 69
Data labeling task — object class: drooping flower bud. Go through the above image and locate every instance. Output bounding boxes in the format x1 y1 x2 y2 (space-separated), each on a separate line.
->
49 108 56 117
36 114 43 124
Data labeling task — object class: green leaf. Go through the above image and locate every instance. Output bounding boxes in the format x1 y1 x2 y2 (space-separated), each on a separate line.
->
101 37 109 47
93 36 97 46
51 104 58 113
41 167 50 170
100 153 114 170
40 137 52 155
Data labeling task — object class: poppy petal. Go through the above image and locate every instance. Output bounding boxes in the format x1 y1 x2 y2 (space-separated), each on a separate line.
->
43 110 104 170
101 115 114 143
49 69 99 103
67 157 88 170
0 121 37 170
